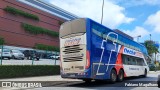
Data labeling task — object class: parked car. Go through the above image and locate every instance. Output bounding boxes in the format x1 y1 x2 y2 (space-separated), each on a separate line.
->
0 48 12 60
50 55 60 60
23 50 40 60
11 50 25 60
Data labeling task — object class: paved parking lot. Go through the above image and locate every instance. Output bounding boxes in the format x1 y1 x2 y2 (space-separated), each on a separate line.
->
0 59 60 65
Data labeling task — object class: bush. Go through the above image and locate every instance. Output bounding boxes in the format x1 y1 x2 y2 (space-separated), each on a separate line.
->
22 23 59 37
4 6 39 21
0 37 4 45
34 44 60 52
149 66 156 71
0 65 60 79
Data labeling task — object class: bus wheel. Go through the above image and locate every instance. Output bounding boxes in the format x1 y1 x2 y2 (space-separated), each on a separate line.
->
117 69 124 82
158 75 160 88
142 69 147 78
83 79 91 83
110 69 117 83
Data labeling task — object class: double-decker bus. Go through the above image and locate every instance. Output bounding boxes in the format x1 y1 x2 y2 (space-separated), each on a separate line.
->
59 18 150 83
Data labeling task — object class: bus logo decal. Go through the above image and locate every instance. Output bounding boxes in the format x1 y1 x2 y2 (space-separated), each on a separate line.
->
64 38 81 46
123 47 143 58
124 48 136 55
96 32 118 75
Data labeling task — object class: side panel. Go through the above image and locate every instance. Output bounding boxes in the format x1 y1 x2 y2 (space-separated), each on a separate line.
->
122 47 148 76
90 21 120 79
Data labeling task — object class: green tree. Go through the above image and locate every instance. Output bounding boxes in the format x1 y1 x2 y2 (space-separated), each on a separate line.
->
144 40 159 57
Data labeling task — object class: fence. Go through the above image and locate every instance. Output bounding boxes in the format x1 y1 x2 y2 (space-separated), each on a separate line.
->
0 45 60 65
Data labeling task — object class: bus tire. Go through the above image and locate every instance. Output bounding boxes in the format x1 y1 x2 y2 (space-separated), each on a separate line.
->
117 69 124 82
158 75 160 88
142 69 147 78
110 69 117 83
83 79 91 83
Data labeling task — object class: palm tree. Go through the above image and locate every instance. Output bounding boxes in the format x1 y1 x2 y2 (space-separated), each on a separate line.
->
144 40 159 64
144 40 159 56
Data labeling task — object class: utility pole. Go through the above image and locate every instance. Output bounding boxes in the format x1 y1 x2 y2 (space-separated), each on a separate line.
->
101 0 104 24
0 45 3 65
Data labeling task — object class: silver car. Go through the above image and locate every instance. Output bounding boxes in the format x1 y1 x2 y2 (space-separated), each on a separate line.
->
0 49 12 60
11 50 24 60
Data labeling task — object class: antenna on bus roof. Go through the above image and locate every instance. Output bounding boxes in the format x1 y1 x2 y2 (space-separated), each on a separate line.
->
101 0 104 24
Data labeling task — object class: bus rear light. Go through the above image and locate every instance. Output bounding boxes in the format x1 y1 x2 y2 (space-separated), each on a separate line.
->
60 54 62 69
85 50 90 69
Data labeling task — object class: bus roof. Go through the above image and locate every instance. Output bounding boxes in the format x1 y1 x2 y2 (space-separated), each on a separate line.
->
85 18 148 55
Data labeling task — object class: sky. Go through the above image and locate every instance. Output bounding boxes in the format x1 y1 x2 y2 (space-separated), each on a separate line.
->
44 0 160 43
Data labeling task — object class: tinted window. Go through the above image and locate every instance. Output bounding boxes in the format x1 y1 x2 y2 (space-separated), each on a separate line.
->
122 55 131 65
131 57 137 65
3 49 10 52
122 54 145 66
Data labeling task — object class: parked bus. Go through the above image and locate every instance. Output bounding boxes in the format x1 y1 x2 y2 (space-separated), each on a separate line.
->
59 18 150 83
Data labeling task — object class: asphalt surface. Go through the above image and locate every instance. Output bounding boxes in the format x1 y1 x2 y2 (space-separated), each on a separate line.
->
32 72 160 90
0 71 160 90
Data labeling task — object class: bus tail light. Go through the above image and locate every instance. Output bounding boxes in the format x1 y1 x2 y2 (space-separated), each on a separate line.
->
60 54 62 69
85 50 90 69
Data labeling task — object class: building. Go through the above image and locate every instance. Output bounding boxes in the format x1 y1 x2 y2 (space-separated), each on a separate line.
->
0 0 78 51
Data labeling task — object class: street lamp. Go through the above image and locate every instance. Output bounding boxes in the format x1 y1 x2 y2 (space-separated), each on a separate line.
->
133 35 141 42
137 35 141 42
150 34 151 41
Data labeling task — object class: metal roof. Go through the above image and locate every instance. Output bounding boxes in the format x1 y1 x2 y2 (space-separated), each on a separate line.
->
17 0 79 20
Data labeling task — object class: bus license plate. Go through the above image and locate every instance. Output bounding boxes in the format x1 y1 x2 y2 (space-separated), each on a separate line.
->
69 74 75 77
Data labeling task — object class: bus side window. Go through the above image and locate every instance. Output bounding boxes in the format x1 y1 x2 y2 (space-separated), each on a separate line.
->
141 59 147 66
127 56 130 65
131 57 137 65
136 58 141 65
122 54 127 65
130 57 133 65
122 55 131 65
132 57 137 65
135 58 139 66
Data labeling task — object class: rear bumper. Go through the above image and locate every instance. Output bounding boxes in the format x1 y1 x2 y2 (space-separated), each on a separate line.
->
61 73 90 79
61 69 91 79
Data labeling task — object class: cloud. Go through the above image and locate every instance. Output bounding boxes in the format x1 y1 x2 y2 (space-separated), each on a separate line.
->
46 0 134 28
123 26 149 38
145 11 160 33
